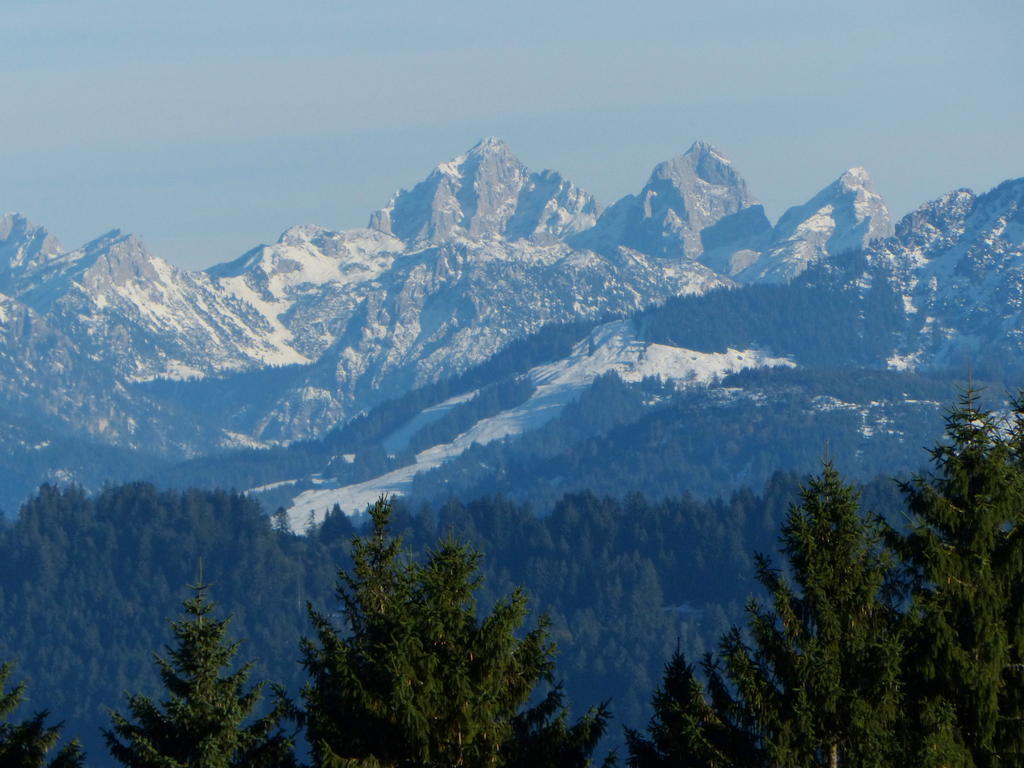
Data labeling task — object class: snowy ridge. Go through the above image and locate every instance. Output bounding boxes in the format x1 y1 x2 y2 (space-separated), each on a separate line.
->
284 318 794 528
210 226 404 362
219 233 731 443
734 167 893 283
868 178 1024 369
0 139 1022 475
0 213 64 290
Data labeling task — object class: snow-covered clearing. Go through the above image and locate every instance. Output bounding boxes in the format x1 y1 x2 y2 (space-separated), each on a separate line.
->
285 319 794 531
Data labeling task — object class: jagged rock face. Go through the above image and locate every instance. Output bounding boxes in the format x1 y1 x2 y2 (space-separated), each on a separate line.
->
369 138 599 244
217 234 728 442
894 188 975 252
869 178 1024 371
736 167 894 283
572 141 764 260
0 214 64 293
2 228 306 382
0 293 188 451
193 141 728 440
1 138 1022 461
210 225 404 362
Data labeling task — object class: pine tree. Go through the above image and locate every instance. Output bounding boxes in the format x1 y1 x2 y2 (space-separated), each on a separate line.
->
625 648 760 768
104 578 296 768
894 387 1024 767
0 662 84 768
504 685 612 768
628 462 902 768
301 495 611 768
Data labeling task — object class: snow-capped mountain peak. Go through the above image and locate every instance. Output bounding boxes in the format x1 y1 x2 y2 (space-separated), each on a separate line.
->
368 138 598 244
4 143 1022 478
653 140 743 188
734 166 893 283
571 140 762 261
838 166 871 188
892 188 975 252
0 213 66 293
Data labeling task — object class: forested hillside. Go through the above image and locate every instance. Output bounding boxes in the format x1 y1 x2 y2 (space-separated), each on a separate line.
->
0 471 851 762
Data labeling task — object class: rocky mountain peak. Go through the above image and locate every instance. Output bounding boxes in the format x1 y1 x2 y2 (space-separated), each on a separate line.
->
838 166 872 189
893 179 1024 261
573 140 761 260
11 230 165 311
895 189 975 251
368 139 597 244
277 224 332 247
465 135 516 160
731 167 893 283
651 140 743 191
0 213 66 292
0 213 64 252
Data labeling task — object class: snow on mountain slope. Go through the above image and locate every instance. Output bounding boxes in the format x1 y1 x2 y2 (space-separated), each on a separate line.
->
736 167 893 283
572 141 766 261
9 230 307 381
195 140 740 442
1 139 1021 470
869 178 1024 370
283 318 794 528
0 139 737 453
369 137 599 244
0 214 64 292
209 225 404 362
238 236 731 442
0 291 168 448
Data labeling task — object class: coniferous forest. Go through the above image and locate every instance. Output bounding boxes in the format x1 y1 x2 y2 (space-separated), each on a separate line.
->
0 389 1022 766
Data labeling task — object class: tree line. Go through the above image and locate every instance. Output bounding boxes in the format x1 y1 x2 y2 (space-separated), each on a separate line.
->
4 387 1024 765
0 470 802 759
1 495 614 767
629 388 1024 767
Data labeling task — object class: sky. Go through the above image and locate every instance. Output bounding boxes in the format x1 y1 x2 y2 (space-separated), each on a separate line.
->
1 0 1021 270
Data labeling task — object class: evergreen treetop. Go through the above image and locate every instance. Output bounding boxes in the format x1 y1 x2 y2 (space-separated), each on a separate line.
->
628 462 902 768
301 495 611 768
104 577 295 768
894 387 1024 767
0 661 84 768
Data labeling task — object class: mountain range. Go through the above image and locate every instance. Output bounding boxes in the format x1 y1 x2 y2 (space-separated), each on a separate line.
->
1 138 1022 515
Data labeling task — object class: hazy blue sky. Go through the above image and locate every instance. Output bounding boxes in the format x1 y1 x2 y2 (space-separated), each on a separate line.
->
2 0 1020 269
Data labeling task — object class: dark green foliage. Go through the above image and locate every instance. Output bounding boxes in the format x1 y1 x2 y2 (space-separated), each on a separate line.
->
0 662 83 768
893 389 1024 767
629 463 903 768
640 256 907 368
0 483 338 761
0 473 867 763
400 482 803 733
301 496 610 768
505 686 613 768
625 649 761 768
105 580 295 768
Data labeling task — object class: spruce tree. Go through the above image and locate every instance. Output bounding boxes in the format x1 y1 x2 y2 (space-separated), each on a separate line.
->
625 648 761 768
0 662 83 768
505 685 612 768
894 388 1024 767
301 496 610 768
104 579 296 768
628 462 902 768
